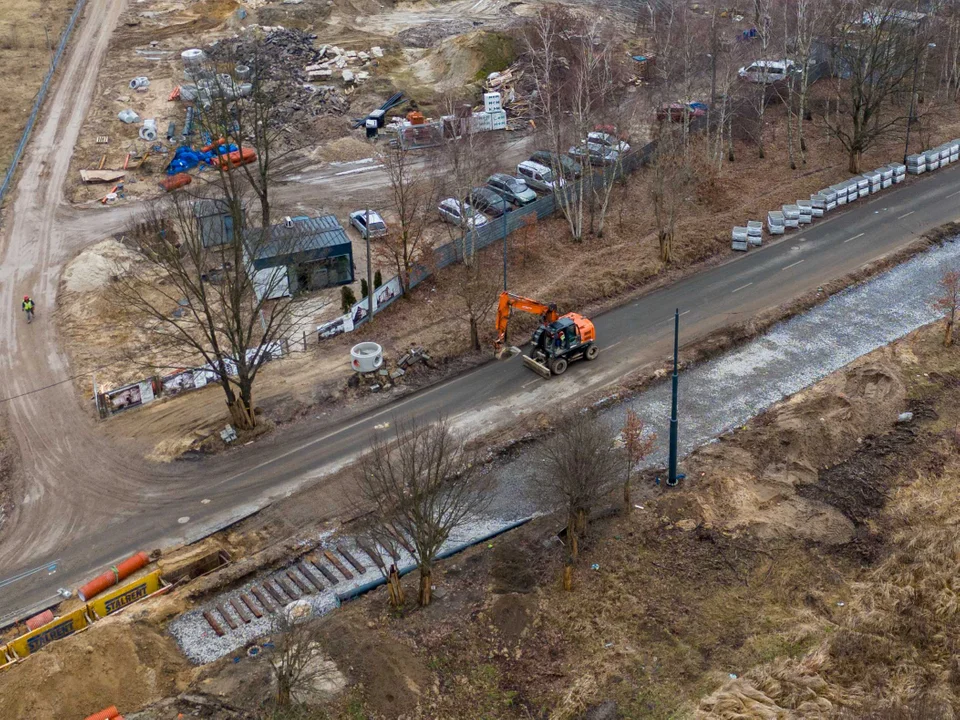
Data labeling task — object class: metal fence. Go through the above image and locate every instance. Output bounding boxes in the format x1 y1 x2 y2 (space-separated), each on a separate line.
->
0 0 88 208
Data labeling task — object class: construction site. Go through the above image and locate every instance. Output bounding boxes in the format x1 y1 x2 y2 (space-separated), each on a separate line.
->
3 0 960 715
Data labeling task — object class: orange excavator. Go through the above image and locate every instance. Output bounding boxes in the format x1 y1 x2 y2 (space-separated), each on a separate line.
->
494 291 599 378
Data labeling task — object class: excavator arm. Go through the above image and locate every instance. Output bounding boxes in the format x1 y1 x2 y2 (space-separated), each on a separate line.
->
494 291 559 354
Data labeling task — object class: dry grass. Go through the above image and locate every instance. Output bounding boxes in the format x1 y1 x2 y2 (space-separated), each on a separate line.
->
0 0 76 181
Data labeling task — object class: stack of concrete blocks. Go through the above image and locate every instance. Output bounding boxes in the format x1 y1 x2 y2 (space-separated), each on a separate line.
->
865 170 882 194
767 210 785 235
855 175 870 198
879 166 894 189
471 111 493 132
927 148 941 171
810 193 826 218
782 204 800 229
907 153 926 175
732 226 749 251
484 92 508 131
796 200 813 224
833 182 849 206
747 221 763 246
888 162 906 183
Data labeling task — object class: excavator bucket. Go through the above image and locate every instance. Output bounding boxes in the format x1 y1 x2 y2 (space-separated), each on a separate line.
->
522 354 553 379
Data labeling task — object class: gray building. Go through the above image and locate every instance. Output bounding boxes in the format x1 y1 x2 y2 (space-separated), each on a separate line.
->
244 215 354 299
194 199 245 248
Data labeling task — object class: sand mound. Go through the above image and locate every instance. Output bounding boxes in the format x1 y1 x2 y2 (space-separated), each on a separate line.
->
61 239 145 294
0 610 191 719
318 136 376 163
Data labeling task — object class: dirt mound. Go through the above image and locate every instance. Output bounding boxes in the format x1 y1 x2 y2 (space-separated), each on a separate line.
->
0 610 192 719
688 363 905 543
318 136 376 163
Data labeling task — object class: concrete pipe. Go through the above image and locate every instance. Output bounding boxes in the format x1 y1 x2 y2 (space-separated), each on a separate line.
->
351 342 383 373
234 64 251 80
181 48 205 67
77 551 149 601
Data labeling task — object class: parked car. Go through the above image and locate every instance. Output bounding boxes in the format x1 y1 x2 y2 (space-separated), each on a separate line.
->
587 131 631 154
487 173 538 205
738 59 798 83
656 102 708 123
530 150 582 178
569 142 620 166
348 209 388 238
467 187 510 218
517 160 565 192
438 198 489 228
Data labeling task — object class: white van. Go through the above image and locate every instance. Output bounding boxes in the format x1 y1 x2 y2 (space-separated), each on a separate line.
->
516 160 565 192
738 59 798 84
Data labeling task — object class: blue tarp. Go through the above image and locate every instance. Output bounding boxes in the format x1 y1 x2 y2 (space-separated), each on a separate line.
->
165 143 238 175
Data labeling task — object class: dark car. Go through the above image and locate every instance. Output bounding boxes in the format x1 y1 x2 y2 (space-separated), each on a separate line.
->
655 102 708 123
487 173 537 205
530 150 582 178
467 187 510 218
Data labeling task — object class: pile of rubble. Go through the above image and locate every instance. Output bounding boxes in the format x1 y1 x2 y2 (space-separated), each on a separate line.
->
347 346 436 393
304 43 385 86
202 28 352 120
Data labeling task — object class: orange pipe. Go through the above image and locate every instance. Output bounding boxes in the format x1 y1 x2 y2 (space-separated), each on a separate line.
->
83 706 120 720
212 147 257 169
160 173 192 192
77 551 149 601
25 610 53 631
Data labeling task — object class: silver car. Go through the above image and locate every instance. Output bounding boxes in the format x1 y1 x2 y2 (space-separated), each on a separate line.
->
348 209 388 238
569 141 620 166
438 198 489 229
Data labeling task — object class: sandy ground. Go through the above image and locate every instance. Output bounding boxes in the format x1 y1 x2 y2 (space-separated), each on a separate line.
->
0 0 76 181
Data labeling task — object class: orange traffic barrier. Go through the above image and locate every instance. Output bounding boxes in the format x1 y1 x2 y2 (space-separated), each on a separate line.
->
212 147 257 169
159 173 192 192
83 706 120 720
25 609 53 631
77 552 149 601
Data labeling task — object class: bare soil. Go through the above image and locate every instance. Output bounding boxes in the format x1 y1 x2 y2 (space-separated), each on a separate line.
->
0 0 76 183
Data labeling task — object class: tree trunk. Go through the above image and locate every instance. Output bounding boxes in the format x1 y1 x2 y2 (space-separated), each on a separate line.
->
562 563 573 591
623 471 631 514
848 149 862 174
469 315 480 351
659 229 673 263
388 564 405 607
418 566 432 606
568 510 580 563
946 318 955 347
277 679 291 707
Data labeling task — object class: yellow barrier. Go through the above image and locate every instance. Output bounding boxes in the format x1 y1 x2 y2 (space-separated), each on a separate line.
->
8 606 88 657
89 570 161 619
1 570 165 666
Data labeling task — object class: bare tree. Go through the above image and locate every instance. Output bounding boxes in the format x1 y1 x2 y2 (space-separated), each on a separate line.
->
933 269 960 347
790 0 827 160
114 191 319 429
453 253 503 351
817 0 924 172
266 613 337 708
619 409 656 514
379 141 431 292
359 416 491 606
540 413 618 590
648 127 695 264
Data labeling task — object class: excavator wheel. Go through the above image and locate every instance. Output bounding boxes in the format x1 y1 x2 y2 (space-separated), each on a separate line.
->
584 344 599 361
549 357 568 375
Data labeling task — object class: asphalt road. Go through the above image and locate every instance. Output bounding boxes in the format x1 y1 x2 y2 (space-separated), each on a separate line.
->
2 0 960 624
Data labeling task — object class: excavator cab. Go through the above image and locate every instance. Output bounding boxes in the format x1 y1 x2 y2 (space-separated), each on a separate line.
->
494 292 598 378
